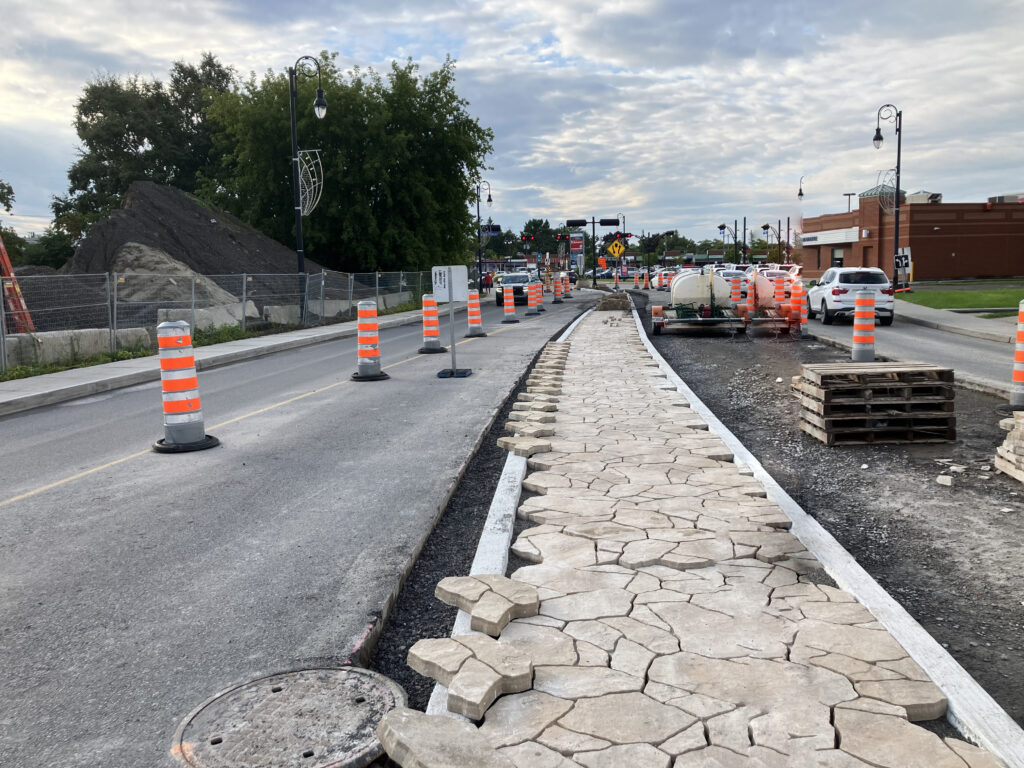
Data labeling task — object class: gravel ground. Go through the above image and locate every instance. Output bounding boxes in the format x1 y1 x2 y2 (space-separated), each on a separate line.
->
631 291 1024 728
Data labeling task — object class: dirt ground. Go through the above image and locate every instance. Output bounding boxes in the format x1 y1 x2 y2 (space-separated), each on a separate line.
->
632 292 1024 727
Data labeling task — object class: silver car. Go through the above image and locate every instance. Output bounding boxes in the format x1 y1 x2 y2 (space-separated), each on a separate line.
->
806 267 895 326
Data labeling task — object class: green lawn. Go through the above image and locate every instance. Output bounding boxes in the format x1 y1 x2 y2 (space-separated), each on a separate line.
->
897 289 1024 310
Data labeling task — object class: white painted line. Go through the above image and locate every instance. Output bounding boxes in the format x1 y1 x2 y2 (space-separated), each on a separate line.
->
630 307 1024 767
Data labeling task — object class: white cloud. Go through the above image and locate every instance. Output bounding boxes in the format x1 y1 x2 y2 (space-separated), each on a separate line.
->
1 0 1023 249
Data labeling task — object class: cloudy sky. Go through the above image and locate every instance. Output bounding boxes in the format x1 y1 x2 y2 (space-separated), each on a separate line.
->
3 0 1024 248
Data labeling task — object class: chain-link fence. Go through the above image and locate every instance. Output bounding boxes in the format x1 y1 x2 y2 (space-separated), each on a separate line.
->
1 269 471 371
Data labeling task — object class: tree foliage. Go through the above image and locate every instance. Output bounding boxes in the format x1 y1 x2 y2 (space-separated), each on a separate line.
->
200 54 493 272
53 53 234 241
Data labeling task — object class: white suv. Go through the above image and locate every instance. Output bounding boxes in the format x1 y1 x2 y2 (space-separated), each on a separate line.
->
806 267 895 326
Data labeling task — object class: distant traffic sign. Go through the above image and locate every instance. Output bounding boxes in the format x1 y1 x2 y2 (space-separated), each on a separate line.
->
608 240 625 258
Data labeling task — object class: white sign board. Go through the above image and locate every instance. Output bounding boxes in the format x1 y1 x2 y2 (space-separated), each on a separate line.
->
432 265 469 302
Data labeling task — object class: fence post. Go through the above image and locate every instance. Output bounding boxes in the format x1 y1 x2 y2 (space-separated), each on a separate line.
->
375 272 380 308
106 272 115 356
112 272 120 350
320 269 326 324
190 274 197 334
241 273 248 331
348 272 354 320
0 287 8 373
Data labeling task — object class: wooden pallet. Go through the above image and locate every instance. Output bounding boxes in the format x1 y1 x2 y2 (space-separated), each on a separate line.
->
800 410 955 431
800 420 957 446
792 377 955 403
795 392 955 417
799 362 954 387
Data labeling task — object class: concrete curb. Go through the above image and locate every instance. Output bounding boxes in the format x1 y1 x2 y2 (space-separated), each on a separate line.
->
632 306 1024 766
0 305 465 418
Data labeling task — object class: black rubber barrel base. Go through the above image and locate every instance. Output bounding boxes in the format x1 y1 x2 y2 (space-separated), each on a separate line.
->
153 435 220 453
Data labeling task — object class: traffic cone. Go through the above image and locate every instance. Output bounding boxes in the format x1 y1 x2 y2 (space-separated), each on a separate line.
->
153 321 219 452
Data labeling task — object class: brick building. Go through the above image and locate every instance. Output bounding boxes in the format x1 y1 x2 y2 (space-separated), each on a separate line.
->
798 187 1024 280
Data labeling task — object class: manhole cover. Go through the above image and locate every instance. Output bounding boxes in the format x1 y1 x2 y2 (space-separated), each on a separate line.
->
173 668 406 768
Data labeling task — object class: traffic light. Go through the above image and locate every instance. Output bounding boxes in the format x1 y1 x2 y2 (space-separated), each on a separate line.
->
520 234 536 242
555 234 569 241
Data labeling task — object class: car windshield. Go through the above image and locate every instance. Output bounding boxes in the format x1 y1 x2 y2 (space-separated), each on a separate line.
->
502 274 530 284
718 271 744 278
841 271 888 285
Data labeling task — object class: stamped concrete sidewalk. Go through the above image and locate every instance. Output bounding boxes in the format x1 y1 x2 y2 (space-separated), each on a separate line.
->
376 310 1005 767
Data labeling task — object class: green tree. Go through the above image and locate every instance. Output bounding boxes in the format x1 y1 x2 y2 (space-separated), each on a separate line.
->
53 53 234 241
201 54 493 272
0 174 26 262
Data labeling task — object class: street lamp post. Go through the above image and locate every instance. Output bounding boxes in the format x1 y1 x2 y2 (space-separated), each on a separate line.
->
289 56 328 275
797 176 805 201
567 217 619 287
873 104 903 291
762 222 783 263
475 181 492 293
717 222 738 263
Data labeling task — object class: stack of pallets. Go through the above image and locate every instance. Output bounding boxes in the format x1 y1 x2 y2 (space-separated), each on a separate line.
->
792 362 956 445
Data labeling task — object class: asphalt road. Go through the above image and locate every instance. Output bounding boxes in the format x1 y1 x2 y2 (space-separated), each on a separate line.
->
0 293 597 768
802 312 1013 393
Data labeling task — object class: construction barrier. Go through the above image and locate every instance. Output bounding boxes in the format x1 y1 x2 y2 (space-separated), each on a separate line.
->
563 275 571 297
634 273 640 288
773 277 786 306
525 283 540 316
852 289 875 362
465 290 486 338
745 279 755 321
418 294 446 353
790 281 804 338
553 277 564 304
352 300 389 381
643 272 650 290
613 272 620 290
730 277 742 307
153 321 219 452
502 290 519 324
1012 299 1024 409
537 281 546 312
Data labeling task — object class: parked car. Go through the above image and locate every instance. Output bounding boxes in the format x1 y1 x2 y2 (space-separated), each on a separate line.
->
495 272 540 306
716 269 751 297
806 267 895 325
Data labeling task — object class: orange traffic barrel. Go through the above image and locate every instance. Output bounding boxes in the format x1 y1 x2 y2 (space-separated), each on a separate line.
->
790 281 804 337
613 271 620 290
465 290 486 338
773 276 786 305
553 276 564 304
852 289 875 362
730 277 742 306
525 282 540 316
153 321 219 452
1012 300 1024 409
418 293 447 353
643 271 650 290
501 286 519 324
352 300 389 381
563 275 572 297
634 272 640 288
537 280 546 312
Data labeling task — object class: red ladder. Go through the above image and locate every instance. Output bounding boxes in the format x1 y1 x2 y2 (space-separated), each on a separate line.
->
0 233 35 333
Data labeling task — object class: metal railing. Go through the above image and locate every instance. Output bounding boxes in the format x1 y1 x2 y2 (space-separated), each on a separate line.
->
1 269 469 372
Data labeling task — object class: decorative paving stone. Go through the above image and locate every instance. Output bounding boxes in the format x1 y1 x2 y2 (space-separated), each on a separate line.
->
574 743 671 768
557 691 694 744
658 721 708 756
794 620 909 663
600 615 680 654
534 665 643 698
651 601 794 660
447 657 503 720
456 634 534 691
479 690 574 748
610 638 655 678
434 575 539 636
540 588 634 621
944 738 1008 768
853 679 947 721
515 532 598 567
498 620 577 666
499 741 582 768
376 707 516 768
833 708 968 768
563 620 623 651
498 434 554 455
536 724 609 755
407 637 473 685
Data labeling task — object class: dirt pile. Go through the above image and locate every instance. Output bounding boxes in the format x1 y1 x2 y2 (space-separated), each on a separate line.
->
63 181 319 276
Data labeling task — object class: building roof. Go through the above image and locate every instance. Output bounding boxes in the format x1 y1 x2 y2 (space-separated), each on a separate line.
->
859 184 905 198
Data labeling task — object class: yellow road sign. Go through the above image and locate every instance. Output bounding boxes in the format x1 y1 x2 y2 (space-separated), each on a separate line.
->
608 240 625 258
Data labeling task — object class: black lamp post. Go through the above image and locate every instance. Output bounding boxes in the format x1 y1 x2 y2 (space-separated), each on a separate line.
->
289 55 328 274
762 222 783 262
797 176 804 201
873 104 903 290
717 222 738 263
475 181 492 293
